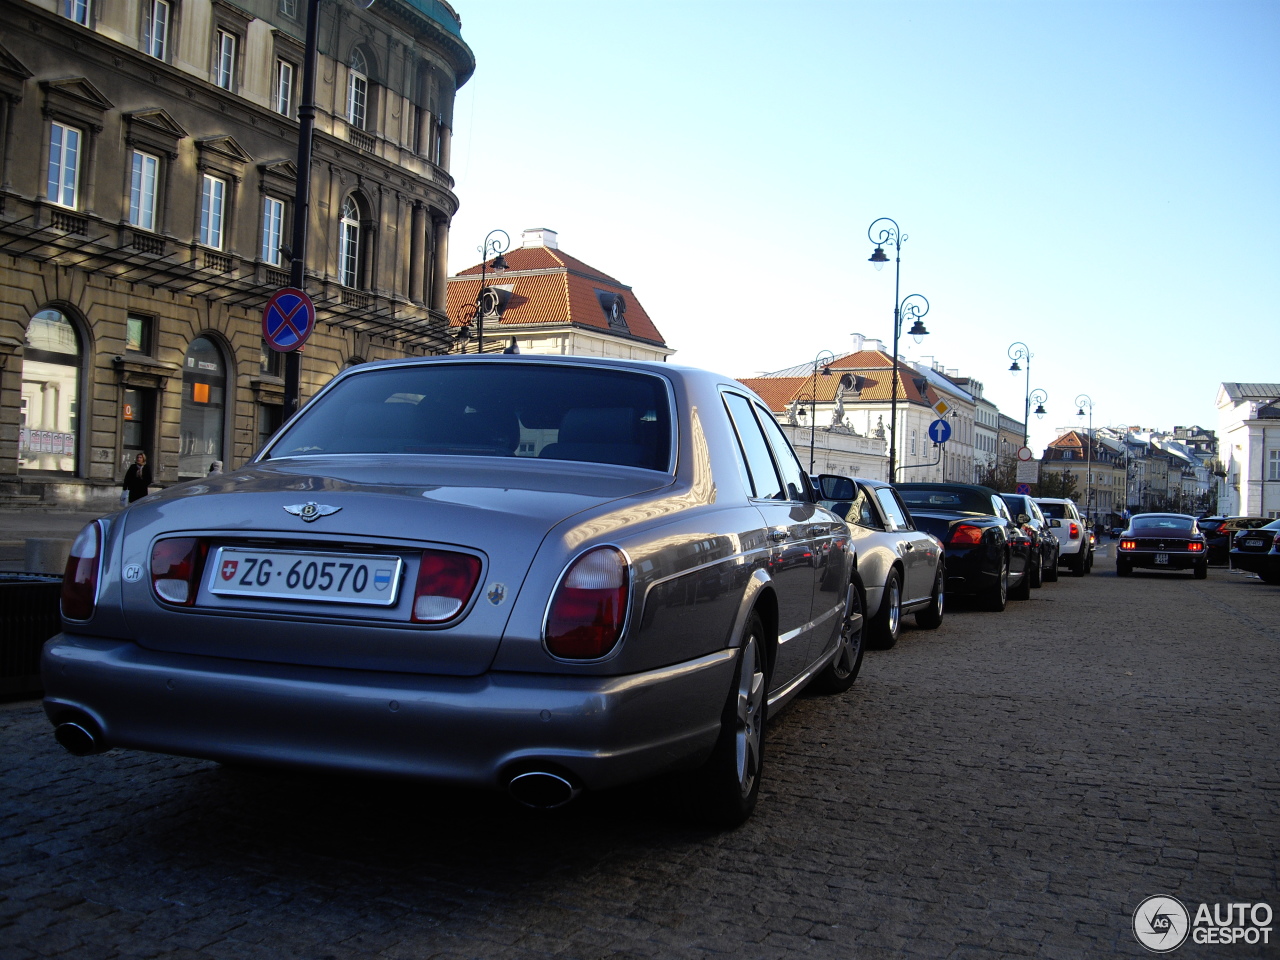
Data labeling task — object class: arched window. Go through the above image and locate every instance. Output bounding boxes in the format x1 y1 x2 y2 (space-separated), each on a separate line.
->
179 336 227 478
20 308 82 474
339 195 362 288
347 49 368 129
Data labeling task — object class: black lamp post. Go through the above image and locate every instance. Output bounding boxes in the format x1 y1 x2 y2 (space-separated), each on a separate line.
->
798 350 835 474
868 218 929 482
1007 341 1044 448
1076 394 1095 522
474 229 510 355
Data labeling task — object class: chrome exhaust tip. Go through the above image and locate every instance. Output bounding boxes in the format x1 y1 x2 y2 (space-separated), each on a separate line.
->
507 770 580 809
54 721 103 756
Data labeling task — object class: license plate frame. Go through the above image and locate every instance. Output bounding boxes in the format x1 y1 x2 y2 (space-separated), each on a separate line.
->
209 547 403 605
1244 539 1264 548
1155 553 1169 564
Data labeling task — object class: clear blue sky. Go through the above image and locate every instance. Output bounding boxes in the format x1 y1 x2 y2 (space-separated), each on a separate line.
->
446 0 1279 455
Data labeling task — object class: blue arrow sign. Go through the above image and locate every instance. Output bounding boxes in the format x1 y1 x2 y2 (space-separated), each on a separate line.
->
262 287 315 353
928 418 952 444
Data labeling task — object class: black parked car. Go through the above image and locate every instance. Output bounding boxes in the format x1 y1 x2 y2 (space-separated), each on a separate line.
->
895 483 1033 612
1000 493 1060 587
1202 516 1272 565
1116 513 1208 579
1229 518 1280 584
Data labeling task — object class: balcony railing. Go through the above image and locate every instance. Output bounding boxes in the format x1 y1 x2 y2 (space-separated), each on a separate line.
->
50 210 88 235
203 252 233 273
348 127 376 153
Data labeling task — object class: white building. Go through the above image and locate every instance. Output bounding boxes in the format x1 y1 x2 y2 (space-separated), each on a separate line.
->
1216 383 1280 518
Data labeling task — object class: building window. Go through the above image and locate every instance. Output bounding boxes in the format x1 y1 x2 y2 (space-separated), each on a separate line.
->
339 196 361 288
910 430 917 456
200 174 225 249
129 150 159 231
179 336 226 479
347 50 368 130
19 309 82 475
258 403 283 450
62 0 90 25
1270 449 1280 482
215 29 237 90
126 314 153 355
275 59 295 117
259 339 282 377
279 0 297 17
261 196 285 265
142 0 171 60
46 122 82 209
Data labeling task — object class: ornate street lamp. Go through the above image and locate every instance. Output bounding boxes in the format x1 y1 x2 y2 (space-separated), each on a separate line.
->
1076 394 1095 523
1007 341 1047 448
474 228 510 355
798 350 835 474
868 218 930 481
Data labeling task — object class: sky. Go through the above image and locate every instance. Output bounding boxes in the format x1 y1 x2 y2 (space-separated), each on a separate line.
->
444 0 1280 455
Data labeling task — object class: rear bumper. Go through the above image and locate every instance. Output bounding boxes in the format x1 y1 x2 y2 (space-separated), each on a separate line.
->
42 633 735 792
1117 550 1203 571
1229 552 1276 576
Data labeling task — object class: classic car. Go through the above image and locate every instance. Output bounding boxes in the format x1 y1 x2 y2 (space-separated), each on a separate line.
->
895 483 1034 611
46 356 867 826
817 475 945 648
1228 518 1280 583
999 492 1060 587
1116 513 1208 578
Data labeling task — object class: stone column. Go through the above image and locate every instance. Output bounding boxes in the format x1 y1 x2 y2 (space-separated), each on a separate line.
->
430 217 449 313
409 201 425 304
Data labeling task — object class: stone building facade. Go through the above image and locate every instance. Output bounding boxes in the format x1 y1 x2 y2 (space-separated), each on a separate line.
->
1 0 473 506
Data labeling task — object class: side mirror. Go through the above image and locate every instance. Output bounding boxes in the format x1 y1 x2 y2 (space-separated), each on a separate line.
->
817 474 856 501
1049 518 1062 528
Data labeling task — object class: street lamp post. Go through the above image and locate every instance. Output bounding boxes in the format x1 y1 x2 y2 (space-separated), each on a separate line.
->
1076 394 1095 523
473 229 510 355
802 350 835 474
1007 342 1041 448
868 218 929 482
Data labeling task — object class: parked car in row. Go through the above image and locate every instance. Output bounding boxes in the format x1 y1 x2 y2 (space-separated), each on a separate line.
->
1034 497 1094 576
46 357 868 826
1200 516 1272 565
999 493 1060 587
817 475 945 649
895 483 1033 611
1116 513 1208 579
1228 518 1280 584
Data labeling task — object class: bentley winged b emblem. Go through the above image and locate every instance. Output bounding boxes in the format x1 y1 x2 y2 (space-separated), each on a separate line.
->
284 502 342 522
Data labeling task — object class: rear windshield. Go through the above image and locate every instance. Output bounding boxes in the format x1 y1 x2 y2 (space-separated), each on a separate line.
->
1036 502 1072 520
264 363 673 471
1131 516 1194 533
898 486 994 515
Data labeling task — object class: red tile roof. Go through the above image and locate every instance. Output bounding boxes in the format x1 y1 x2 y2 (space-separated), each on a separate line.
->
447 245 666 345
738 349 937 411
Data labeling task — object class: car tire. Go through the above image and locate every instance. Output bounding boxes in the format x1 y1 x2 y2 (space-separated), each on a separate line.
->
1029 549 1043 589
1117 560 1132 577
1009 557 1032 601
694 612 768 827
983 558 1009 612
867 568 902 650
1194 562 1207 580
1085 550 1094 574
915 563 945 630
1043 551 1059 582
1071 550 1087 577
813 576 866 694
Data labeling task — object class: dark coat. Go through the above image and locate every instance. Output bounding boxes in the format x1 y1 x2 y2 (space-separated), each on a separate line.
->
123 462 152 503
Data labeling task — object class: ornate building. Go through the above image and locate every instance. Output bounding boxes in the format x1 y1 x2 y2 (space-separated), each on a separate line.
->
1 0 473 506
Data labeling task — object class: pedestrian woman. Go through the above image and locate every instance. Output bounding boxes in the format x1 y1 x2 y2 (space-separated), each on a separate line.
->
122 452 152 504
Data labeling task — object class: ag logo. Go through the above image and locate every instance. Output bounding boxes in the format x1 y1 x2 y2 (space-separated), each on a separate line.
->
1134 895 1190 952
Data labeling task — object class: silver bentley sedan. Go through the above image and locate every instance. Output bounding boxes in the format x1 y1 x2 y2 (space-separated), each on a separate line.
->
44 356 865 825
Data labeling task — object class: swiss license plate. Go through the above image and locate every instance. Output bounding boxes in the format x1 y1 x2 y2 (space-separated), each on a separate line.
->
1244 539 1264 548
209 547 403 605
1155 553 1169 564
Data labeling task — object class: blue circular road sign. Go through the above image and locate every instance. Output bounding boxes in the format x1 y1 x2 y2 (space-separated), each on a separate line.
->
927 418 952 444
262 287 315 353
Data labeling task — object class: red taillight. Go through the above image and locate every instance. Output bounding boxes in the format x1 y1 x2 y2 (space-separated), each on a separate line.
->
949 524 984 546
411 550 482 623
545 547 629 660
1120 539 1137 550
1187 542 1204 552
1068 522 1080 539
151 538 208 606
61 522 102 621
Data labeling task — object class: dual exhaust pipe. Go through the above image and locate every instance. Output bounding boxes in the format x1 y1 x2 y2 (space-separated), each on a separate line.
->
54 719 580 809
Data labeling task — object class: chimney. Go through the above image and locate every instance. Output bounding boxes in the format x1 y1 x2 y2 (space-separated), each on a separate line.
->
521 227 558 249
850 332 866 353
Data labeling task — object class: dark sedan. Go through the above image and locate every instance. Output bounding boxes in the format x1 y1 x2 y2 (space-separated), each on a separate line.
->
895 483 1033 611
1116 513 1208 578
1000 493 1060 587
1203 516 1272 565
1229 518 1280 584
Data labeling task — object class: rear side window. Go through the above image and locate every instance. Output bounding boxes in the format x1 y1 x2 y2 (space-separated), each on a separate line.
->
756 406 811 502
874 488 911 531
264 363 673 471
723 392 784 500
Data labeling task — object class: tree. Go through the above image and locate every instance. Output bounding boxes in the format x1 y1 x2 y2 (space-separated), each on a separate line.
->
1036 469 1078 500
977 456 1018 492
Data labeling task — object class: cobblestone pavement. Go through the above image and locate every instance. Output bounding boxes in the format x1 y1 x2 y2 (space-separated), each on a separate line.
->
3 551 1277 959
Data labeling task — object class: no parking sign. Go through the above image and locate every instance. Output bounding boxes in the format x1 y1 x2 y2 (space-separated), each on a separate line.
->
262 288 315 352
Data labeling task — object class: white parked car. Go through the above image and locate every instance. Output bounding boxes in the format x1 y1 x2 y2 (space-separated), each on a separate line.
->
1033 497 1093 576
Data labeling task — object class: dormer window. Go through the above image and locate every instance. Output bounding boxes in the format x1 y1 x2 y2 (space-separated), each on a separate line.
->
595 291 629 332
